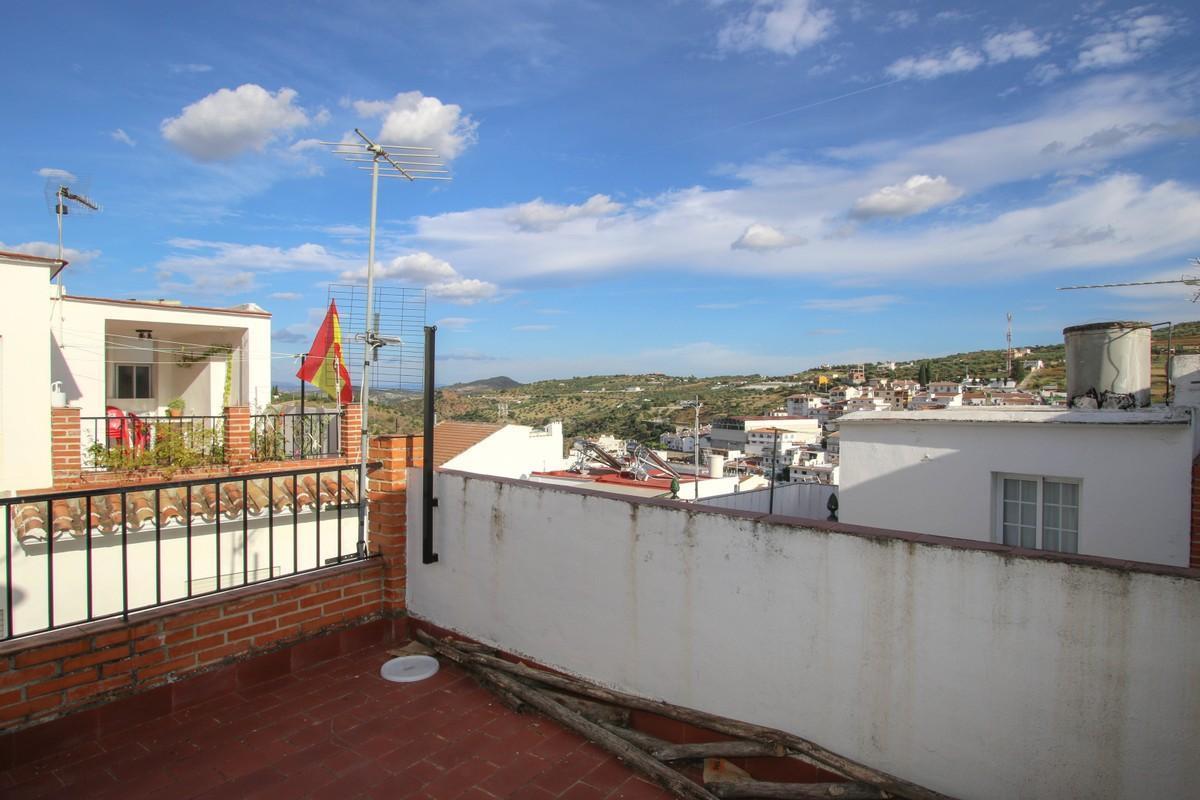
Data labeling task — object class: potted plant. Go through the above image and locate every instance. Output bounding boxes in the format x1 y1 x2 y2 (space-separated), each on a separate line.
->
166 398 185 418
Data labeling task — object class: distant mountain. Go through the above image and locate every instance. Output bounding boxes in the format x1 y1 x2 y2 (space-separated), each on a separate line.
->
444 376 523 393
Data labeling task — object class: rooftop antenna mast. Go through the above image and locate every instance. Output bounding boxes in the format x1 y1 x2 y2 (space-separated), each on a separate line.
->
1058 259 1200 302
319 129 449 557
1005 312 1013 378
45 181 100 339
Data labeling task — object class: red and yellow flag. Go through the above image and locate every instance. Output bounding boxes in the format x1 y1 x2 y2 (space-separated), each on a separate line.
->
296 300 353 404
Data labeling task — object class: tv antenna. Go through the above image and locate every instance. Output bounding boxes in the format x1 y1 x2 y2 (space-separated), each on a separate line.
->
1058 259 1200 302
43 179 100 276
1005 312 1013 377
319 128 450 557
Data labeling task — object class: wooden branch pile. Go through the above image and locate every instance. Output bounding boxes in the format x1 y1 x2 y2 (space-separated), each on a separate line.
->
413 632 956 800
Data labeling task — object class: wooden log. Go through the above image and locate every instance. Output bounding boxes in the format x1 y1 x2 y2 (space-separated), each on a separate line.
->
463 652 952 800
656 742 786 762
595 720 673 752
475 665 720 800
544 689 631 727
709 781 884 800
417 634 526 712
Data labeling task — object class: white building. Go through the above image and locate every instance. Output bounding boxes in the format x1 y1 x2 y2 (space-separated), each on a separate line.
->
1 250 273 494
439 420 567 478
838 407 1194 567
709 416 821 452
785 394 828 417
829 386 862 402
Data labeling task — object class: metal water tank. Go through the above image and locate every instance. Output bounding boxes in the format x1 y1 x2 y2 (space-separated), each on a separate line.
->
708 454 725 478
1063 321 1152 407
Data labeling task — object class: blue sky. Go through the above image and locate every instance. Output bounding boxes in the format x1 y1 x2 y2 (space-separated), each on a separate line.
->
2 1 1198 385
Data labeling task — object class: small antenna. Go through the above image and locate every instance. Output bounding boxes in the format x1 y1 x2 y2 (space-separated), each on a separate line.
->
48 182 101 275
1058 259 1200 302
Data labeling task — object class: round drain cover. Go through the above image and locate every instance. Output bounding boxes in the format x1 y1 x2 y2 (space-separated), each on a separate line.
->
380 655 439 683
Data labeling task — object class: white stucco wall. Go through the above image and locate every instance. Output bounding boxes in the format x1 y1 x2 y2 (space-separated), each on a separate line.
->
407 471 1200 800
838 413 1193 567
0 258 54 494
4 508 359 638
442 422 567 478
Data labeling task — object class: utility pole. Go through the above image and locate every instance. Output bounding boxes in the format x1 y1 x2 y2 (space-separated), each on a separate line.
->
768 427 779 516
1005 312 1013 379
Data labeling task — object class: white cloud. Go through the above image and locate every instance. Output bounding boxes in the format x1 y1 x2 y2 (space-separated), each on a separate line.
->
1076 14 1172 71
405 78 1200 287
161 84 312 161
428 278 498 304
340 251 498 305
886 10 919 29
1028 63 1064 85
717 0 835 56
169 63 212 74
436 316 476 331
886 46 983 80
111 128 136 147
0 240 97 265
731 223 805 251
983 29 1049 63
357 252 459 284
513 324 554 332
802 295 901 313
507 194 621 232
37 167 77 182
850 174 963 219
351 91 477 159
269 291 302 301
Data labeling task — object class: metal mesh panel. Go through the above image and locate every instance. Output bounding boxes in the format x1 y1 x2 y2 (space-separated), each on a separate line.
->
326 284 426 395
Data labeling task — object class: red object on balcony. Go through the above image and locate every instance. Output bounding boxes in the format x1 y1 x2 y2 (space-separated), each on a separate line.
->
106 405 128 447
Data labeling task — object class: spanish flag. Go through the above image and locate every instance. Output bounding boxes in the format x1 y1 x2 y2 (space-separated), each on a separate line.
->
297 300 353 404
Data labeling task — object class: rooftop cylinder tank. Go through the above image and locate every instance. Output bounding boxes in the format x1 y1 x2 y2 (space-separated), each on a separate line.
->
1063 321 1152 407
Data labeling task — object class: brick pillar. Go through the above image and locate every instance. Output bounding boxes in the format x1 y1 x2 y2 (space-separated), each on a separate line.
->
368 434 420 616
1191 458 1200 569
50 406 82 486
224 406 251 466
341 403 362 461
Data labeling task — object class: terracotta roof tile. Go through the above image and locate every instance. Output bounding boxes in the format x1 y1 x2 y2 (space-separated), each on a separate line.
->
434 421 504 467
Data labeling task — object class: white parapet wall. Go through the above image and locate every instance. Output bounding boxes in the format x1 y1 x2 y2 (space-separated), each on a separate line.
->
407 470 1200 800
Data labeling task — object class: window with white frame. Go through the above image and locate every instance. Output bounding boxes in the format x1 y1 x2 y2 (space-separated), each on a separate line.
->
994 474 1079 553
113 364 153 399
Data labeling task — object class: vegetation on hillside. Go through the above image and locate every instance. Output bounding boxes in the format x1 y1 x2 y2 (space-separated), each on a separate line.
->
274 322 1200 440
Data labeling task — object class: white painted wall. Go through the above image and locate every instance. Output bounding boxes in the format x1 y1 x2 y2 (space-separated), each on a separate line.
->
699 480 836 519
838 414 1193 567
407 471 1200 800
0 257 54 494
443 422 567 478
4 506 360 638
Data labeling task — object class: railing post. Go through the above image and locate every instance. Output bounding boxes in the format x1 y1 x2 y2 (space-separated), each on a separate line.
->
341 404 361 461
50 406 82 487
224 406 251 465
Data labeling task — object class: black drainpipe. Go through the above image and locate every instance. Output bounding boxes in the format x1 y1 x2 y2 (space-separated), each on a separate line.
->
422 325 439 564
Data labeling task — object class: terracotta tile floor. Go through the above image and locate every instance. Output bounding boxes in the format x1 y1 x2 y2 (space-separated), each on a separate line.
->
0 643 672 800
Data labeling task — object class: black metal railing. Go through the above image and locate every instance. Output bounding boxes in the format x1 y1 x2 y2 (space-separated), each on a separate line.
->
0 463 369 641
250 411 342 462
81 414 225 471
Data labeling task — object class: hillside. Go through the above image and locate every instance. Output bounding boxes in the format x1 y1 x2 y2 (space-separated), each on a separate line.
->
287 322 1200 439
442 376 522 394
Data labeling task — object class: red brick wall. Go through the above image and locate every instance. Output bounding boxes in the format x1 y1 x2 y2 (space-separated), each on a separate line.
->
0 560 384 732
369 435 420 614
224 405 251 466
341 403 362 461
1191 459 1200 569
49 407 81 487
